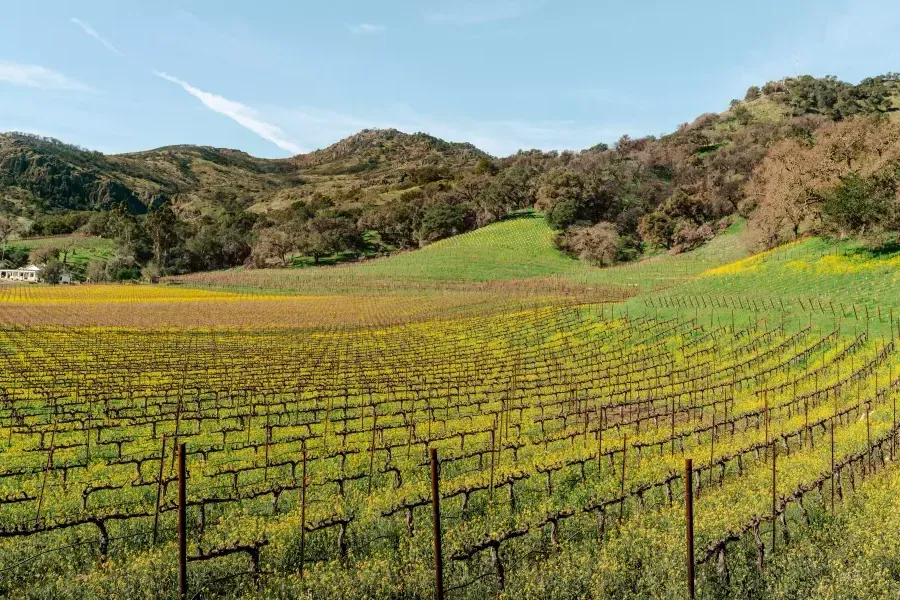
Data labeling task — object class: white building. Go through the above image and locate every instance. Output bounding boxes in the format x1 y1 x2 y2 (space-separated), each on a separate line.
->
0 265 72 284
0 265 42 282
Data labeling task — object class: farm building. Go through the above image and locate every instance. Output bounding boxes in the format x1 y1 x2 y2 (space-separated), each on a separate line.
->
0 265 72 283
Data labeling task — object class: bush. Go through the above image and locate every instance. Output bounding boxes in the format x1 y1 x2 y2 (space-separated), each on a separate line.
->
418 202 476 244
0 246 29 269
669 221 716 254
822 172 897 238
564 222 622 266
40 259 66 284
546 200 580 230
29 246 60 265
105 255 141 281
27 212 91 236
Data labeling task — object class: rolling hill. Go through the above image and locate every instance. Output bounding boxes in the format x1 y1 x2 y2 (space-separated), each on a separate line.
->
0 128 489 219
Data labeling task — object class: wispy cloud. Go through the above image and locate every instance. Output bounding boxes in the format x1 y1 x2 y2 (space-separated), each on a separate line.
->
154 71 304 155
0 60 90 91
70 17 123 56
426 0 537 25
349 23 386 34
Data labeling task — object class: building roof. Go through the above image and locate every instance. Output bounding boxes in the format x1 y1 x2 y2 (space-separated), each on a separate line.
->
22 265 41 272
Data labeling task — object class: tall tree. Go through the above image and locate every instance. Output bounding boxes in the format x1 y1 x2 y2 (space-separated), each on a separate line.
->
145 205 182 272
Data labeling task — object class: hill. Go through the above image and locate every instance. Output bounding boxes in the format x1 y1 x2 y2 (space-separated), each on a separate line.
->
171 211 750 293
0 127 488 220
3 72 900 281
3 73 897 224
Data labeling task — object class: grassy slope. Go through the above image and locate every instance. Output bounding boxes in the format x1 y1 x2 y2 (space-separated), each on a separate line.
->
173 215 751 294
8 235 114 273
618 234 900 338
354 213 581 282
173 211 900 338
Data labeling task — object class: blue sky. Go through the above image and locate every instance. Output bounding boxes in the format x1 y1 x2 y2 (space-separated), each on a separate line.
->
1 0 899 158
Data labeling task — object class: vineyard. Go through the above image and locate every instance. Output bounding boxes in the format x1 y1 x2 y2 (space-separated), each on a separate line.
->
3 229 900 599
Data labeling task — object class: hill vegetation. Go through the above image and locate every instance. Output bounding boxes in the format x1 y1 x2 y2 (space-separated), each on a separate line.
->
2 72 900 281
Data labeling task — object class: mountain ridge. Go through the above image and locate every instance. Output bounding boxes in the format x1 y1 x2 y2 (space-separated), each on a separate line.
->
0 127 490 218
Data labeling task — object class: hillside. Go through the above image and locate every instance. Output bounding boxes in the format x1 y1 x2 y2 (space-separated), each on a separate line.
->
171 212 750 293
0 127 488 219
3 73 897 224
3 72 900 282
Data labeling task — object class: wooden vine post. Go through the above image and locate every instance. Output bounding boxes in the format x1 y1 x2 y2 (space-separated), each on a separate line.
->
830 419 835 513
177 442 187 600
299 440 308 580
619 434 627 521
685 458 695 600
152 434 167 544
430 447 444 600
866 401 872 474
34 417 57 528
490 414 497 501
771 441 777 552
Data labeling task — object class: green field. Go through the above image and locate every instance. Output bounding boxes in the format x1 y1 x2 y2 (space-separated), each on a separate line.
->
173 214 750 295
5 215 900 600
8 235 114 272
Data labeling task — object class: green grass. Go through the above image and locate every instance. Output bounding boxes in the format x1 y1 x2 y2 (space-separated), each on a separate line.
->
8 235 115 271
573 218 750 291
349 212 580 282
620 233 900 337
346 214 749 288
173 213 752 297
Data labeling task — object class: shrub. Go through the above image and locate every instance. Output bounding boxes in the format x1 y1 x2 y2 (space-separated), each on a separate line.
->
565 222 621 266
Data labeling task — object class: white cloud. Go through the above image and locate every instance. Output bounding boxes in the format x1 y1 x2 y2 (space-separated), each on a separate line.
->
427 0 537 25
0 60 90 91
349 23 386 34
70 17 123 56
154 71 305 155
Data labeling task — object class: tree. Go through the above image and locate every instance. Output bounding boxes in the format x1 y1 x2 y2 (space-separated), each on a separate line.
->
145 205 183 272
732 103 753 126
0 246 29 269
565 222 621 266
745 86 761 101
298 216 361 263
537 168 586 217
0 215 19 264
637 189 708 248
361 192 423 249
822 172 896 238
474 157 499 176
85 260 106 282
57 238 77 266
476 165 537 224
106 205 150 261
104 254 141 281
547 199 580 230
746 115 900 247
418 201 475 244
638 211 676 249
184 209 257 271
251 227 298 267
40 259 66 284
29 246 60 266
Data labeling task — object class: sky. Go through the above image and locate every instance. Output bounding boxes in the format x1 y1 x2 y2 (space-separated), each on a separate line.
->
1 0 899 158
